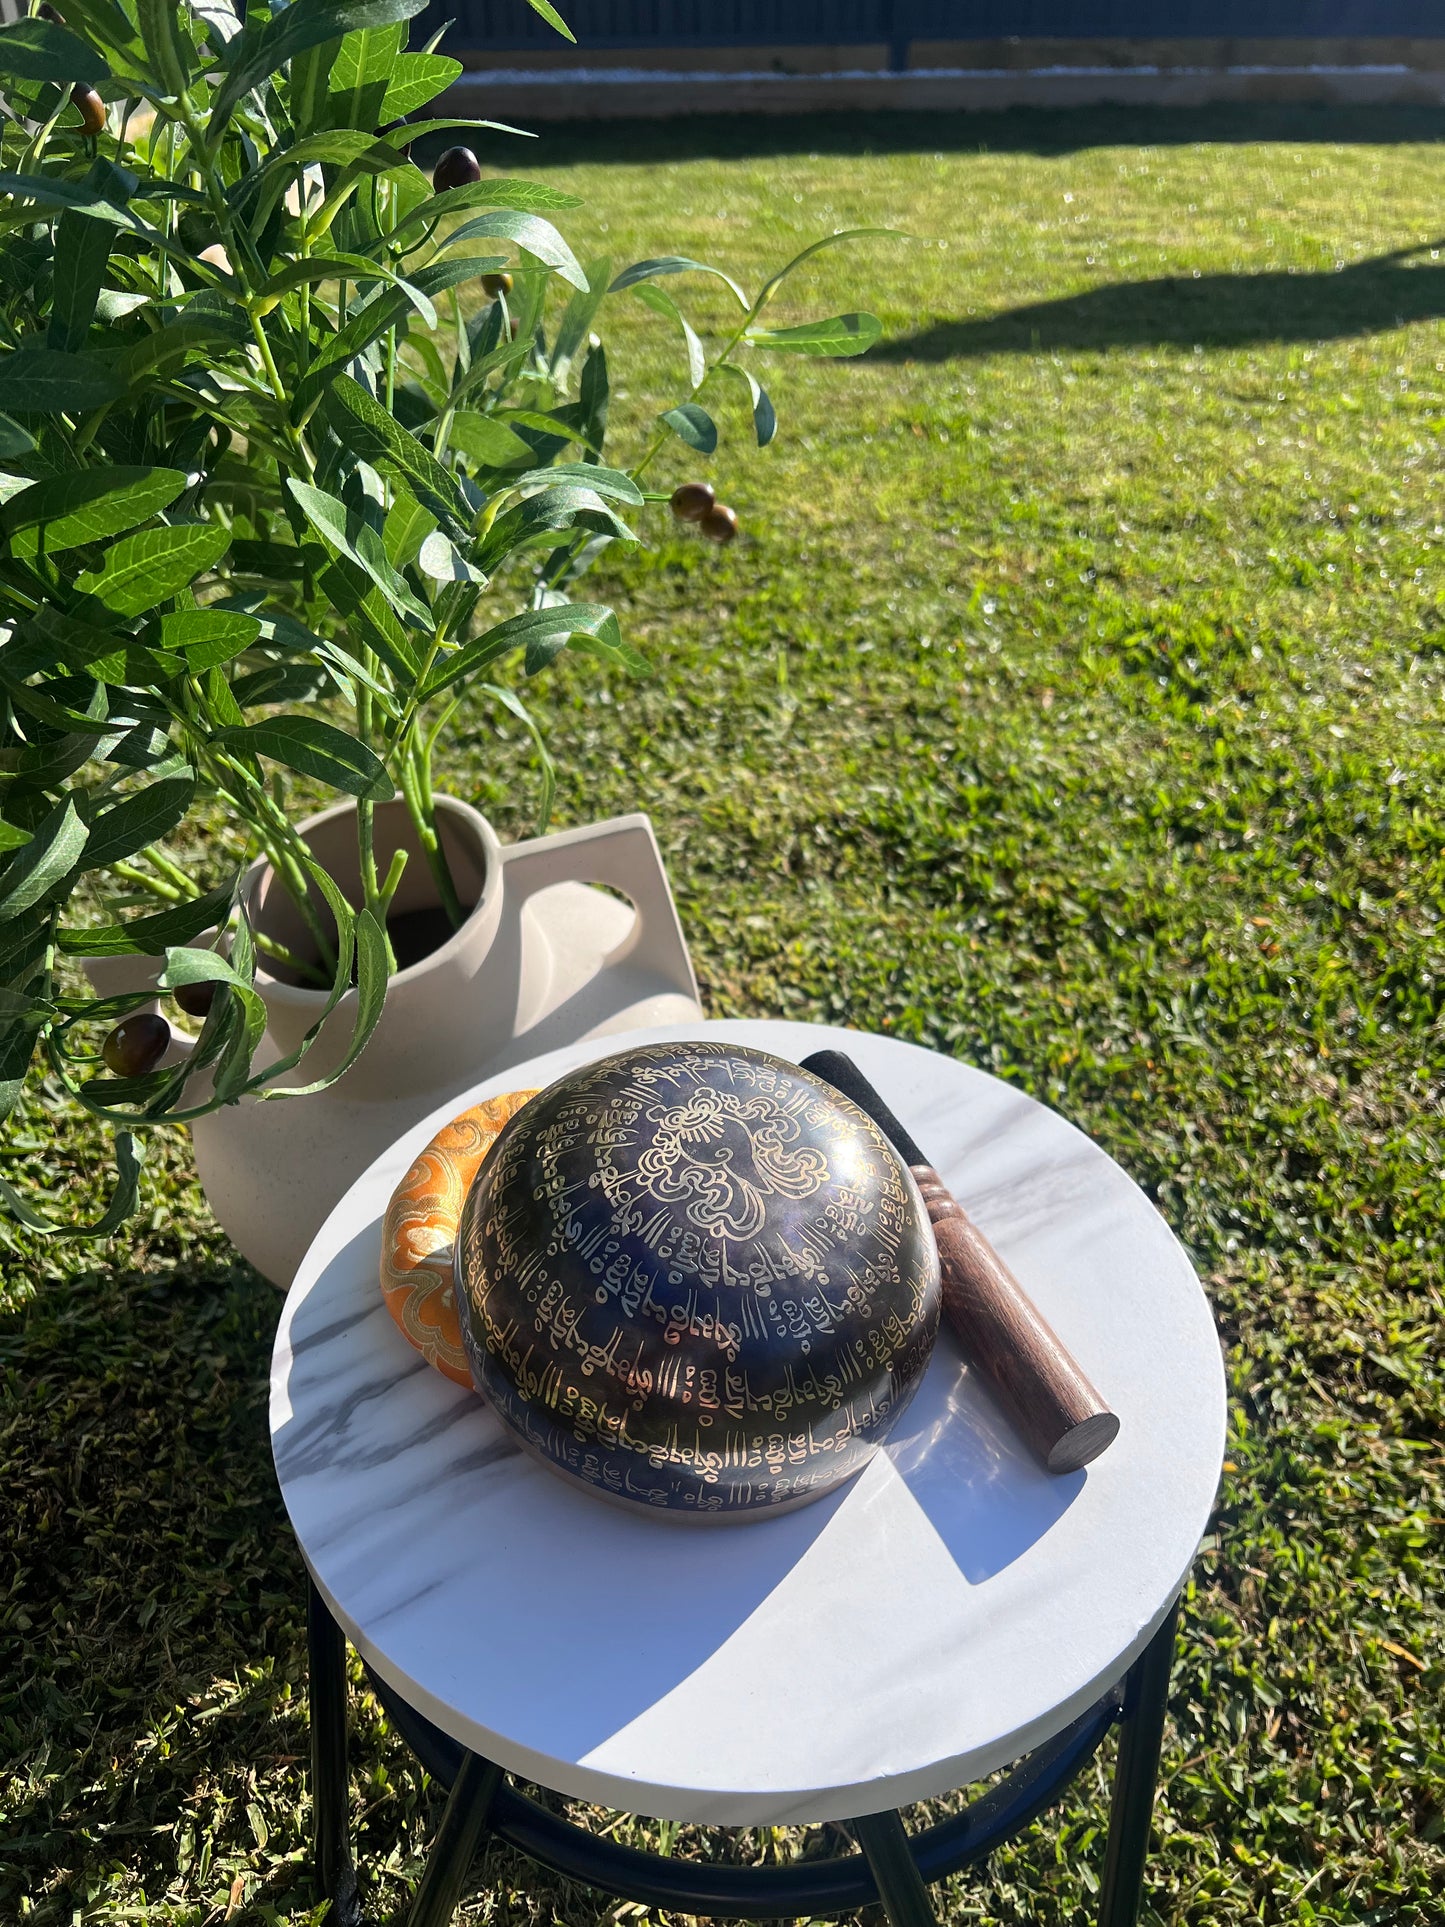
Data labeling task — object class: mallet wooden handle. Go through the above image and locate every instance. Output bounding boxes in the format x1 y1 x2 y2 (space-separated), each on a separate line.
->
802 1050 1120 1474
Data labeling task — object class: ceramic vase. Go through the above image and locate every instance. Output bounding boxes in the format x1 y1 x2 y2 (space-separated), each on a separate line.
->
85 797 702 1284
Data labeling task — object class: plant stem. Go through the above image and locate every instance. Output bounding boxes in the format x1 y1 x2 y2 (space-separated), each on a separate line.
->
113 861 185 904
207 750 338 973
144 845 196 895
399 740 463 929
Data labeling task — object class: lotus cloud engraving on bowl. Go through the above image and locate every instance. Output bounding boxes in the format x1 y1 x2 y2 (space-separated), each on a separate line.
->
454 1041 942 1519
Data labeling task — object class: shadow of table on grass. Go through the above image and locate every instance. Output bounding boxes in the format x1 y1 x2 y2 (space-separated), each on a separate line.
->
874 242 1445 358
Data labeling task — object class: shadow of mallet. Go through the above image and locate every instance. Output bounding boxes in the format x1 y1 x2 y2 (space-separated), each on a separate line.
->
802 1049 1120 1475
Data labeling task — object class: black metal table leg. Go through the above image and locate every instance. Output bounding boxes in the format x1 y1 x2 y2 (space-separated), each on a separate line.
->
308 1577 364 1927
303 1579 1185 1926
852 1810 940 1927
406 1753 504 1927
1098 1597 1180 1927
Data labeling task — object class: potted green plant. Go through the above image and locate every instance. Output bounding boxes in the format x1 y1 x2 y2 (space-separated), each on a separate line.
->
0 0 885 1273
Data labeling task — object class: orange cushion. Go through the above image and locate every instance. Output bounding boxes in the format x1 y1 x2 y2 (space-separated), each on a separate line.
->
379 1090 538 1387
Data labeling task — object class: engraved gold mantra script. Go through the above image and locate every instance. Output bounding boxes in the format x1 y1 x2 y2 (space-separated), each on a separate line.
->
455 1042 941 1519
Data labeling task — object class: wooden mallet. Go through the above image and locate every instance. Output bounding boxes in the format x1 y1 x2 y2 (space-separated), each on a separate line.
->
802 1049 1120 1474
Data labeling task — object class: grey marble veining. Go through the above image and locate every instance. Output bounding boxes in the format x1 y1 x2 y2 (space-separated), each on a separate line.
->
272 1020 1226 1826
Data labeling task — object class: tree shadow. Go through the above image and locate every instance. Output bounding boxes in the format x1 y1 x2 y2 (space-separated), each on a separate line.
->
0 1254 319 1921
872 242 1445 359
459 102 1445 168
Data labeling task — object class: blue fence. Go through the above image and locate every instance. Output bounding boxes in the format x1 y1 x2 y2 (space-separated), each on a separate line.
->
426 2 1443 59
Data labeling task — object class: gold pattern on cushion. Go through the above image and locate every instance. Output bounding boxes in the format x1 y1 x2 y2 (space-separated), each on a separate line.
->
380 1090 538 1386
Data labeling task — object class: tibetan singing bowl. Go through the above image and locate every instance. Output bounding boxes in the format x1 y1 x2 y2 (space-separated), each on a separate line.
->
454 1041 942 1519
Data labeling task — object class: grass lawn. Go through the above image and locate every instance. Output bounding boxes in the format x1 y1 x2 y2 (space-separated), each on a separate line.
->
3 103 1444 1926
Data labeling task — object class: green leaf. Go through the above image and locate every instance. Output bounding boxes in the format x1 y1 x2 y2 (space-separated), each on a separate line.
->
211 0 428 131
0 17 107 85
717 361 777 446
578 341 609 451
0 1131 146 1239
551 257 610 380
217 716 393 801
754 228 902 308
745 313 882 357
0 347 123 416
500 463 643 506
474 482 635 573
371 114 535 143
483 407 603 459
380 52 462 119
416 529 480 583
327 374 473 536
0 818 32 853
59 881 236 957
135 0 194 97
157 944 248 993
448 411 534 468
524 0 575 41
0 797 87 919
155 610 261 670
3 466 188 556
419 601 620 700
116 318 248 385
345 582 422 682
609 255 749 310
286 479 433 628
399 177 582 233
659 402 717 454
75 522 230 619
439 211 588 290
0 174 222 281
258 257 434 330
383 493 434 570
0 905 49 995
0 669 118 735
0 979 47 1126
243 132 408 228
327 16 405 111
288 34 340 134
84 774 195 867
48 212 114 354
631 281 704 389
292 255 506 417
0 412 35 457
266 902 386 1099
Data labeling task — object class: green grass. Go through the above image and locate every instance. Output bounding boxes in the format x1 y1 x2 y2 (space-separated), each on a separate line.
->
4 104 1445 1926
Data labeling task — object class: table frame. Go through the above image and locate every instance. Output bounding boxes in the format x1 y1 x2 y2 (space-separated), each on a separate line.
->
306 1578 1180 1927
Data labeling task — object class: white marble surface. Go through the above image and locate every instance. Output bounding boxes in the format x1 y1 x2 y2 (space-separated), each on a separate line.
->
271 1021 1226 1826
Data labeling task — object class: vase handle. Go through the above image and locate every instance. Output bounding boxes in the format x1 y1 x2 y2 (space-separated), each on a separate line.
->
499 813 699 1006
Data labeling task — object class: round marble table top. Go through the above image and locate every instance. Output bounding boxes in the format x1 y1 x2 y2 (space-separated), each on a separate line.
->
271 1021 1226 1827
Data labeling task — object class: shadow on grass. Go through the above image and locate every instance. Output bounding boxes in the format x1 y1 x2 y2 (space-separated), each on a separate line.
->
456 102 1445 168
0 1256 313 1922
872 242 1445 358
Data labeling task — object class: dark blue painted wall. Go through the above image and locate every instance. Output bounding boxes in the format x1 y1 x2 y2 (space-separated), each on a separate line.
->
426 1 1443 55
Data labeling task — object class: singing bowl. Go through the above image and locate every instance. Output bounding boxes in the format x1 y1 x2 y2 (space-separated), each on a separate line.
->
454 1041 942 1520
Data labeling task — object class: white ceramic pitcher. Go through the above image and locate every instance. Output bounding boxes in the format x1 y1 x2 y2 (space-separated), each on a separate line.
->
85 797 702 1284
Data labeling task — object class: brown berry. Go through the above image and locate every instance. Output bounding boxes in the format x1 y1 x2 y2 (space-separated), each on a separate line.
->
71 84 105 137
173 979 217 1019
699 502 739 544
102 1012 170 1077
481 271 513 298
433 146 482 193
38 3 64 19
670 481 715 523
